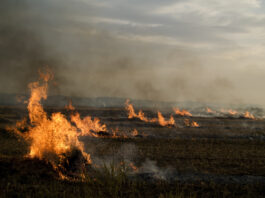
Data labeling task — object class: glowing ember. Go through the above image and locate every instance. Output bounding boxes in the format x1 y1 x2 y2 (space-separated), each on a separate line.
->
173 108 192 116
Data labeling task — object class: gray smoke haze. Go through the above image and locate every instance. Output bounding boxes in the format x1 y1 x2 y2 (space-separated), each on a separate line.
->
1 0 265 106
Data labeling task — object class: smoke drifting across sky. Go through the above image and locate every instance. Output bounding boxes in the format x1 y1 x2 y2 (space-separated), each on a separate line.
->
0 0 265 105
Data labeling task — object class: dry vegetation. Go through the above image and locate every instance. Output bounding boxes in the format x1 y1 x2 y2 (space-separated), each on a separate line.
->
0 105 265 198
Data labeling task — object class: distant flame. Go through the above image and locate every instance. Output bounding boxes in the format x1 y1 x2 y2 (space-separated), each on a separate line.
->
129 162 138 172
65 100 75 111
157 111 175 127
173 108 192 116
184 119 199 127
206 107 215 113
125 100 175 127
125 99 149 122
244 111 255 119
220 109 238 116
132 129 139 136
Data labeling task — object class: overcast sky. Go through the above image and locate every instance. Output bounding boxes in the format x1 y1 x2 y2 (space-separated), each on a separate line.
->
1 0 265 105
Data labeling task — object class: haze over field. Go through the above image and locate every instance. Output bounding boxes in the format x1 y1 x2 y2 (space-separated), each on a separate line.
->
1 0 265 105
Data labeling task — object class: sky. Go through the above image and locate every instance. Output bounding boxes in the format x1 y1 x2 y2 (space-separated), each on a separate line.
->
0 0 265 105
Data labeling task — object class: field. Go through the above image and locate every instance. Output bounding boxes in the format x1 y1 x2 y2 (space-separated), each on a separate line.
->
0 105 265 198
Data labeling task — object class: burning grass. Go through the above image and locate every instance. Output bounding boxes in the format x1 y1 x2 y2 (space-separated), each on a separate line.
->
125 99 175 127
2 70 265 197
0 127 265 198
7 69 111 178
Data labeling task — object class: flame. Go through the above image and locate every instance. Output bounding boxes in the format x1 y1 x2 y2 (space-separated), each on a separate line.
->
132 129 139 136
110 127 128 138
206 107 215 113
173 108 192 116
191 121 199 127
221 109 238 116
228 109 238 115
129 162 138 172
184 119 199 127
157 111 175 127
65 100 75 111
125 100 175 127
10 70 114 174
71 113 107 137
125 99 149 122
244 111 255 119
25 71 91 165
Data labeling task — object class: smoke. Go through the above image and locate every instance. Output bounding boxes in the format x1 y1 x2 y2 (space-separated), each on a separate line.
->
0 0 263 106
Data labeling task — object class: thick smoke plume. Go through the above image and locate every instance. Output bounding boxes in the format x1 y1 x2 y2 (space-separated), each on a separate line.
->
0 0 263 106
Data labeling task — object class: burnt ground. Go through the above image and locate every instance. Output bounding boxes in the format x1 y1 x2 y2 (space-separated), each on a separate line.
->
0 105 265 197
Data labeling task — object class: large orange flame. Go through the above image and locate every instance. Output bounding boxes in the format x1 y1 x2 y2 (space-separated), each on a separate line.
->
25 71 92 165
11 70 111 173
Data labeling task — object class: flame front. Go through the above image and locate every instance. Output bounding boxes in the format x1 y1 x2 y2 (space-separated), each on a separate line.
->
157 111 175 127
220 109 238 116
125 99 149 122
173 108 192 116
244 111 255 119
125 100 175 127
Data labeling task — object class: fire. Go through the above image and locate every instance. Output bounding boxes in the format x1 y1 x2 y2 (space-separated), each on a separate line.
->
173 108 192 116
157 111 175 127
191 121 199 127
132 129 139 136
129 162 138 172
184 119 199 127
125 100 175 127
228 109 238 115
125 99 149 122
10 69 112 176
244 111 255 119
221 109 238 116
110 127 128 138
71 113 107 137
206 107 215 113
65 100 75 111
